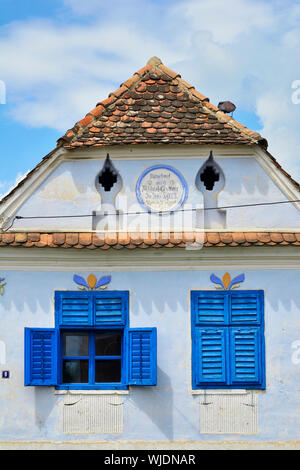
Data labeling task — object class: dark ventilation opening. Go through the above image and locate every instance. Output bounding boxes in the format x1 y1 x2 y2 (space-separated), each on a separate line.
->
200 165 220 191
98 154 118 192
99 168 118 192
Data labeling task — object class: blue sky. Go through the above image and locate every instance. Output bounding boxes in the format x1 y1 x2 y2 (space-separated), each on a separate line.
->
0 0 300 198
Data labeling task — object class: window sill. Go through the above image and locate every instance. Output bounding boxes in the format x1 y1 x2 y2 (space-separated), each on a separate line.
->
55 389 130 395
191 389 250 395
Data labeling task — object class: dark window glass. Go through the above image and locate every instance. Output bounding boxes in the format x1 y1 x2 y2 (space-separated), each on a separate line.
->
95 332 122 356
63 333 89 356
63 360 89 383
95 360 121 383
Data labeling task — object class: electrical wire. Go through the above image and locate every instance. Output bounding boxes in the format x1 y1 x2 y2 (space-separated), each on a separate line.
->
2 198 300 232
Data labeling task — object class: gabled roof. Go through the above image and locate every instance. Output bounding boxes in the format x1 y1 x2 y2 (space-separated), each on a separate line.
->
1 57 300 211
58 57 268 149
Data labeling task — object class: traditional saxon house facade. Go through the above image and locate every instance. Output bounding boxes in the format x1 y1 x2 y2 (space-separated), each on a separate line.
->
0 57 300 448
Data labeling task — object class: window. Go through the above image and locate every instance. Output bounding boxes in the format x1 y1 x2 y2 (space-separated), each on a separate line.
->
191 290 265 389
25 291 157 389
62 331 122 385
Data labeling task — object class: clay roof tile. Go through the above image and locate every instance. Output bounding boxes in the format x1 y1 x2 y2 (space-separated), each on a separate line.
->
0 232 297 249
1 58 299 207
60 57 267 150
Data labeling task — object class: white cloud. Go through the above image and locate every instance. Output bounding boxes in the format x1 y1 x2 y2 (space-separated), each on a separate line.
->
0 0 299 179
170 0 300 177
64 0 124 16
173 0 275 45
256 91 300 178
0 16 181 131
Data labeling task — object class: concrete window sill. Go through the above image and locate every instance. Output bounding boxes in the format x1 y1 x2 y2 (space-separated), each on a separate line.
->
54 390 130 395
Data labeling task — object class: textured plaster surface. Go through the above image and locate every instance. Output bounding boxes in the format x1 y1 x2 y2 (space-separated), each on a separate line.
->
11 157 300 231
0 269 299 443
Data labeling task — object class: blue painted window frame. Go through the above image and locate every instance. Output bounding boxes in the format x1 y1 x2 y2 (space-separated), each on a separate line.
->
191 290 266 390
58 329 125 390
55 291 129 390
25 291 157 390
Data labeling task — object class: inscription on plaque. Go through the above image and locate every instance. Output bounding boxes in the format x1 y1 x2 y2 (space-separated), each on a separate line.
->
136 165 187 212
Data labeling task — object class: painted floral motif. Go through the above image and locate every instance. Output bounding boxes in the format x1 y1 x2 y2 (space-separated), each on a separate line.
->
210 272 245 290
73 274 111 291
0 278 6 296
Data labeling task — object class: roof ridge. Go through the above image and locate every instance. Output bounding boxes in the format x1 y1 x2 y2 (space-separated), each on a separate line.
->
58 57 217 147
58 56 267 149
153 61 266 148
203 101 267 147
58 60 158 146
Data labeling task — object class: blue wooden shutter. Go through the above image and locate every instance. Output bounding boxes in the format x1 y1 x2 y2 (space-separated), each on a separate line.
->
94 291 128 325
192 291 227 324
127 328 157 386
55 292 92 326
195 327 227 385
25 328 58 386
230 327 263 386
230 291 263 324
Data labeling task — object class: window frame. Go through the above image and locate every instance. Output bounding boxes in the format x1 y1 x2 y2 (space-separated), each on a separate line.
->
24 291 157 389
59 329 125 390
55 290 129 391
191 290 266 390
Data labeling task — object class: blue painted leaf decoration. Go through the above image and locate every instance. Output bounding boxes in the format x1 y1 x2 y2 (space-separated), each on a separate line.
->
95 276 111 288
228 273 245 290
210 274 224 288
0 278 5 283
73 275 89 288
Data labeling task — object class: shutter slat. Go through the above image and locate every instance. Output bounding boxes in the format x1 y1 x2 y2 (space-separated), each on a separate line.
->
192 290 265 389
56 291 128 326
94 292 127 325
127 328 157 386
56 292 92 325
193 292 227 324
196 328 227 385
25 329 58 386
230 292 262 324
230 327 261 384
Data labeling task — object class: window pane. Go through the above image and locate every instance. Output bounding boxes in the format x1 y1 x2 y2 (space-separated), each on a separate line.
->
95 332 122 356
63 333 89 356
63 360 89 383
95 360 121 383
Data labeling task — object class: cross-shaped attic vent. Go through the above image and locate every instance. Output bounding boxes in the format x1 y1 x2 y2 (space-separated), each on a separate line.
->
200 165 220 191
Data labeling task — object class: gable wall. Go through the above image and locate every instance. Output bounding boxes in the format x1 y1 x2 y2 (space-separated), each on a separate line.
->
5 145 300 232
